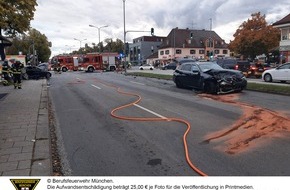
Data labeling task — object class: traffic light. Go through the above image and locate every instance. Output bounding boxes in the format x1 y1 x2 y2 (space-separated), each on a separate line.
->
151 28 154 36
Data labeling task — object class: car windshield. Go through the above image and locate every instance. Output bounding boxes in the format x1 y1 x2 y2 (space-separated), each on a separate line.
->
198 62 223 72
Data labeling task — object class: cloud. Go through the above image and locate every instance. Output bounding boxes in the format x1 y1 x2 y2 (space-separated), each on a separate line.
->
31 0 290 57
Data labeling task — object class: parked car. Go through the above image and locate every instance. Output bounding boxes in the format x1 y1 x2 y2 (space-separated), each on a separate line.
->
248 62 270 78
22 65 52 80
173 61 247 94
262 62 290 83
217 59 250 77
161 62 177 70
175 58 196 65
37 62 49 71
139 64 154 70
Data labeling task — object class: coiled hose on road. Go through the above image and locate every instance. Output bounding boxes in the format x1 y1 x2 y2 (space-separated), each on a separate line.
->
99 80 208 176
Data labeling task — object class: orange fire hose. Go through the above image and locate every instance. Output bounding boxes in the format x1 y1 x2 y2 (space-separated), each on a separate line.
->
98 81 208 176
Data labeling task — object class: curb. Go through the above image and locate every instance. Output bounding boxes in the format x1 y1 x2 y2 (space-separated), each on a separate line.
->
31 80 52 175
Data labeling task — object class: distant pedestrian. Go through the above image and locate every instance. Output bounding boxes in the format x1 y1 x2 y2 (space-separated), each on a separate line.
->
11 60 24 89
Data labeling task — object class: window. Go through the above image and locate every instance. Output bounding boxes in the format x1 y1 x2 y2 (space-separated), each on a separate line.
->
199 50 205 54
176 49 182 54
191 64 199 72
214 50 220 54
181 64 192 71
190 50 196 54
281 29 289 40
160 51 164 55
165 50 170 55
223 50 228 54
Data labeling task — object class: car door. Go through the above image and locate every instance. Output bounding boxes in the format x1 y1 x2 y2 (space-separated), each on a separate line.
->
182 63 200 88
273 64 290 80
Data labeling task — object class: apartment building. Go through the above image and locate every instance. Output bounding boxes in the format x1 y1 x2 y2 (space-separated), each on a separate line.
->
273 13 290 63
158 28 230 64
129 36 166 64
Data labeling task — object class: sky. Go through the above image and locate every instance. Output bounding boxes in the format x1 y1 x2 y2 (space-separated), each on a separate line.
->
30 0 290 57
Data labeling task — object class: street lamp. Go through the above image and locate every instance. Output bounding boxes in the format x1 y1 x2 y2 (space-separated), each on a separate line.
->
73 38 87 49
123 0 126 73
89 24 108 54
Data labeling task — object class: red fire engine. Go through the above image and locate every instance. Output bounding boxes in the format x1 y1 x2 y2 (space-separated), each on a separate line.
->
51 55 79 72
78 54 103 72
51 53 117 72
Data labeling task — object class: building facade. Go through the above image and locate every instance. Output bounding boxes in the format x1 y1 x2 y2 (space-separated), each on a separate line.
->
129 36 166 64
158 28 230 64
273 13 290 63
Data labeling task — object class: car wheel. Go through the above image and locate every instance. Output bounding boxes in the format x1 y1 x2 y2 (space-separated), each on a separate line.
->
62 67 67 72
140 68 143 70
150 68 153 70
264 73 272 82
88 67 94 72
175 78 183 88
46 72 51 79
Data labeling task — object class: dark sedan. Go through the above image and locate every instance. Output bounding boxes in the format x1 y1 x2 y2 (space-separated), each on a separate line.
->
23 66 52 80
161 62 177 70
173 61 247 94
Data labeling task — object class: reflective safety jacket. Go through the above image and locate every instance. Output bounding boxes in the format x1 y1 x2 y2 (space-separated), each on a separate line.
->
11 63 24 75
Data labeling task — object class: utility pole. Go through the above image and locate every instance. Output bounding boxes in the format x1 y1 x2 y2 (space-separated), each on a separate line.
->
123 0 127 73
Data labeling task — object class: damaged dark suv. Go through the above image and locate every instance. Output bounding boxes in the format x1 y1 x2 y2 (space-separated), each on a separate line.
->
173 61 247 94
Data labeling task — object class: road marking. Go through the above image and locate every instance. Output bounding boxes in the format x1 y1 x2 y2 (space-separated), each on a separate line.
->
130 81 145 86
134 103 167 119
91 84 101 89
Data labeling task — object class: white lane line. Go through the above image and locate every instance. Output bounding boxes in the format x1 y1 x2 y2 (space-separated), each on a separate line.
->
91 84 101 89
134 103 167 119
130 81 145 86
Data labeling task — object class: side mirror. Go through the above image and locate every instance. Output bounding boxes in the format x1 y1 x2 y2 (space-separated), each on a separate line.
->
192 70 200 75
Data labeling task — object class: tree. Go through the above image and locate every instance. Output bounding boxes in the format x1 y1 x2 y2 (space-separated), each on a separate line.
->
6 28 51 63
71 38 124 55
0 0 37 36
0 0 38 60
229 12 280 60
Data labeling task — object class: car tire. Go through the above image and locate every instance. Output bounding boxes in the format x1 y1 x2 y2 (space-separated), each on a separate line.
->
88 67 94 72
46 72 52 79
140 68 143 70
62 67 67 72
264 73 272 82
150 68 153 70
175 78 183 88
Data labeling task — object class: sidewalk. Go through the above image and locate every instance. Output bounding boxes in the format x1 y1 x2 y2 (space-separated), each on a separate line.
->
0 79 52 176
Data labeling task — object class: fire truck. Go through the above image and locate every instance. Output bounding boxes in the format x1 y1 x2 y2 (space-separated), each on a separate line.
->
51 53 117 72
51 55 79 72
78 53 104 72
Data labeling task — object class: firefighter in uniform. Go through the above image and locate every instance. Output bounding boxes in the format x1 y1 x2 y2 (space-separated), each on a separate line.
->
1 60 12 86
11 60 24 89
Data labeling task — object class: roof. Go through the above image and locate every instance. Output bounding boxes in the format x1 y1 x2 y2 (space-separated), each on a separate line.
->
273 13 290 26
159 28 228 49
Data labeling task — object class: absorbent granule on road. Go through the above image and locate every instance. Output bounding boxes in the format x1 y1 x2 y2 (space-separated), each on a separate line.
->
200 93 290 155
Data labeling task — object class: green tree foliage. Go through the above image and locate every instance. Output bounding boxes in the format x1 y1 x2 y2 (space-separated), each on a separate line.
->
0 0 38 36
72 38 124 54
6 28 51 63
229 12 280 59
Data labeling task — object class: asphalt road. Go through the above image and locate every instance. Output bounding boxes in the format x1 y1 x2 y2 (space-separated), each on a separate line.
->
48 71 290 176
